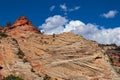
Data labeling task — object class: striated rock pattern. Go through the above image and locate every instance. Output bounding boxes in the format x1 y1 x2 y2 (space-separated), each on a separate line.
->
0 36 41 80
0 16 120 80
18 32 120 80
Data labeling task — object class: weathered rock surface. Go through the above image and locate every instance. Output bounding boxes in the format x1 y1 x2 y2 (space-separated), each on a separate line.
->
12 16 33 27
18 32 120 80
0 16 120 80
6 16 40 38
0 36 42 80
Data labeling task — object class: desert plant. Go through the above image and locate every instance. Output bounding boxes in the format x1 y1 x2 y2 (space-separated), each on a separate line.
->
118 57 120 62
31 68 35 73
53 33 55 38
55 78 58 80
12 38 18 43
43 74 51 80
6 22 12 27
17 49 24 59
52 33 56 41
3 74 24 80
0 66 3 70
117 69 120 74
109 57 114 65
36 73 41 77
23 58 28 63
0 32 8 38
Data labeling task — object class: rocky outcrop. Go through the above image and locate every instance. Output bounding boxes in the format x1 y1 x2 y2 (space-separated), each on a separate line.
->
5 16 40 38
106 48 120 66
12 16 33 27
0 17 120 80
11 16 39 32
0 16 40 34
0 36 42 80
15 32 120 80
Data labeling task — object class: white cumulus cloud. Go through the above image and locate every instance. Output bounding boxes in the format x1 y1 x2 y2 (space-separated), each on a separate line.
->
39 15 120 46
50 5 55 11
40 15 68 34
64 21 120 45
101 10 118 18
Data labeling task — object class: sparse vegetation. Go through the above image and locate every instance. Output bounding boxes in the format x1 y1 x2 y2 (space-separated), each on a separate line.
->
53 33 55 38
53 38 55 41
6 22 12 27
12 38 26 62
43 41 48 44
114 47 120 51
43 74 51 80
55 78 58 80
117 69 120 74
118 57 120 62
98 43 117 48
3 74 24 80
31 68 35 73
52 33 56 41
0 66 3 70
36 73 41 77
17 49 24 59
12 38 18 43
109 57 114 65
0 32 8 38
23 58 28 63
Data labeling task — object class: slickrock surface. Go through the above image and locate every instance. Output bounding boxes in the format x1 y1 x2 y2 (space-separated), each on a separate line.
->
0 36 42 80
17 32 120 80
0 16 120 80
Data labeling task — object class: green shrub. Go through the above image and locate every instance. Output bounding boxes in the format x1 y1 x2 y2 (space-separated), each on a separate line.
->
52 33 55 41
23 58 28 63
0 32 8 38
12 38 18 43
53 33 55 38
6 22 12 27
43 74 51 80
36 73 41 77
3 74 24 80
117 69 120 74
109 57 114 65
55 78 58 80
17 49 24 59
31 68 35 73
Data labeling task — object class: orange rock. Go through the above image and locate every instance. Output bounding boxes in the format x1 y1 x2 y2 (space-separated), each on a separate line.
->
6 16 40 38
12 16 33 27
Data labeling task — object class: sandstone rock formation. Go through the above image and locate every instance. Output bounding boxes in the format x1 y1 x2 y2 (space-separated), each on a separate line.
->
12 16 33 27
0 16 120 80
0 36 41 80
6 16 40 38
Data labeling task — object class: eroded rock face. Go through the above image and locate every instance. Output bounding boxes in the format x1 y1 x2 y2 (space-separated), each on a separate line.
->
5 16 40 38
0 16 120 80
0 16 39 34
106 47 120 66
0 36 42 80
15 32 120 80
12 16 33 27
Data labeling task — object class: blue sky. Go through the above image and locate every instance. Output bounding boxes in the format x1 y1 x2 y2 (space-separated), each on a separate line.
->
1 0 120 45
0 0 120 28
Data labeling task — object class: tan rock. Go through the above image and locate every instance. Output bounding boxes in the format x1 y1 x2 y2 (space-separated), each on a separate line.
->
0 17 120 80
